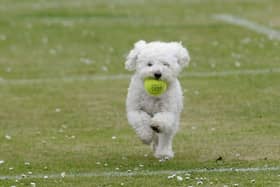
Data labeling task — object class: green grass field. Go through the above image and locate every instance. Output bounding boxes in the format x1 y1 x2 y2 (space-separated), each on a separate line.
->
0 0 280 186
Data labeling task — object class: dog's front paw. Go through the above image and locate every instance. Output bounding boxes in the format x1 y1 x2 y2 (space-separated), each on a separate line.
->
154 149 174 159
150 117 164 133
150 118 163 133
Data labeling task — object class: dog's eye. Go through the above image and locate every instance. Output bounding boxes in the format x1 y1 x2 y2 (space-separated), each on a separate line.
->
147 62 153 67
163 63 170 67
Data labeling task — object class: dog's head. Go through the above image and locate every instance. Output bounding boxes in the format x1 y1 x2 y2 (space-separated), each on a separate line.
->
125 40 190 83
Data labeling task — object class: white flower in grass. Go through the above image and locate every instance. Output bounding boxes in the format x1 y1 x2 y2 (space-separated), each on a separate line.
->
101 66 108 72
235 153 241 157
176 176 183 181
0 160 5 165
55 108 61 112
41 140 47 144
111 136 117 140
167 174 176 179
234 61 241 67
167 176 173 179
210 63 216 69
61 172 66 178
80 58 92 65
24 162 30 166
211 127 216 131
70 135 75 139
191 126 197 130
197 180 203 185
30 182 36 187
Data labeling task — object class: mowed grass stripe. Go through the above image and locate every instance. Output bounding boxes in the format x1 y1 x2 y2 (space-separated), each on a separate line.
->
0 166 279 180
1 68 280 85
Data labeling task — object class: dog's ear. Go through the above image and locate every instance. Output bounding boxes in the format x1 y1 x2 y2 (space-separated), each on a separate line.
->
175 42 190 68
125 40 147 71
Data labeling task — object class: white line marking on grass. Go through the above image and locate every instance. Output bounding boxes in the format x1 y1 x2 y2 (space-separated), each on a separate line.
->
0 68 280 85
0 166 279 180
181 68 280 77
213 14 280 40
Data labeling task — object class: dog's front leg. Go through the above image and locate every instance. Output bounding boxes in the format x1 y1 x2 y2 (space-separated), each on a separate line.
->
151 112 178 134
151 112 178 159
127 110 153 144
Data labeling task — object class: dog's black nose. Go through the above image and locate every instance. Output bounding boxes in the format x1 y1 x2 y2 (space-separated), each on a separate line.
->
154 72 162 79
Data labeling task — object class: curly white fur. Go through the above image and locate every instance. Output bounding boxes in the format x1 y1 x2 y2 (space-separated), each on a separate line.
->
125 40 190 159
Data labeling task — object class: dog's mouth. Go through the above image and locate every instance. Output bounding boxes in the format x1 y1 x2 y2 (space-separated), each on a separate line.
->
143 76 171 84
144 76 164 81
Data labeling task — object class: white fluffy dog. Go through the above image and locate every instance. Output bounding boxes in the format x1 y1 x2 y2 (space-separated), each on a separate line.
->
125 40 190 159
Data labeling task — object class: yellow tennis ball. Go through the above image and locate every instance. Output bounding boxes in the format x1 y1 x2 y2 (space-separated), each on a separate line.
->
144 78 168 96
